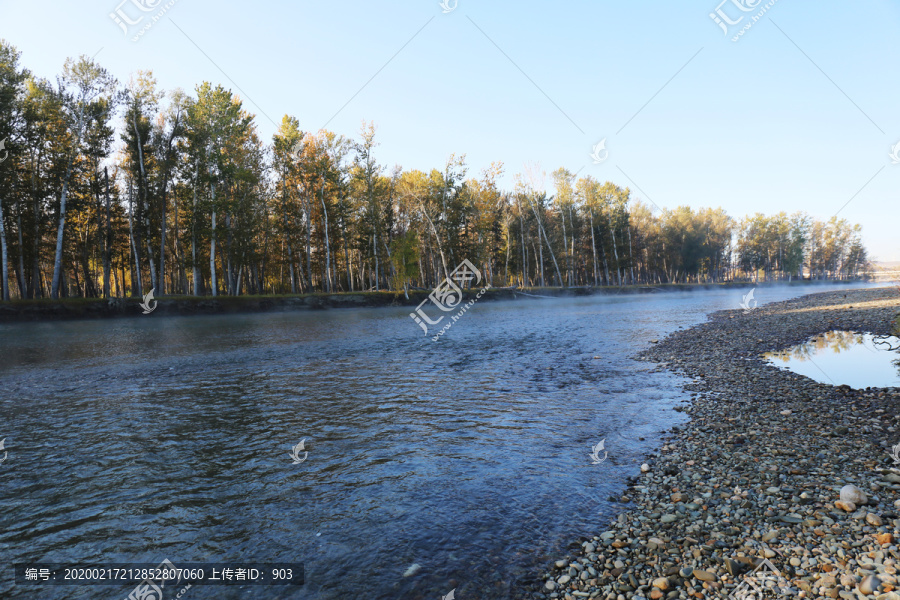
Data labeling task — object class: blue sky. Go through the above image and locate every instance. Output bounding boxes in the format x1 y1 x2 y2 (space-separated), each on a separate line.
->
2 0 898 260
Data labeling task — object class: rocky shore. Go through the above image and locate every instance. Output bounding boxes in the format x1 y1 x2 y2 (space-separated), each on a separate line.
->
535 287 900 600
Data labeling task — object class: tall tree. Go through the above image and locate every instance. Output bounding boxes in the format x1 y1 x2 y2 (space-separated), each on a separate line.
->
50 55 116 298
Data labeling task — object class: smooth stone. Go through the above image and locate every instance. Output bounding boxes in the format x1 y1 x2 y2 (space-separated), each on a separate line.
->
693 570 716 582
652 577 669 590
641 463 650 473
402 563 421 577
661 514 678 523
835 501 857 512
545 580 557 591
840 485 868 505
867 513 884 526
724 559 745 576
558 575 571 585
859 575 882 595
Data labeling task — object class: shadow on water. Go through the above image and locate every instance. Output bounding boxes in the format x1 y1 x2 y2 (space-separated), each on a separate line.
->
0 283 880 599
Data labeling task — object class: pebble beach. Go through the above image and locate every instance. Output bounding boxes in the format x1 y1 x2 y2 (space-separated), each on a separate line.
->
535 286 900 600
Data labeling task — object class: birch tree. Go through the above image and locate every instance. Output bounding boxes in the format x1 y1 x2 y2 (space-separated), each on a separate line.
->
50 56 116 298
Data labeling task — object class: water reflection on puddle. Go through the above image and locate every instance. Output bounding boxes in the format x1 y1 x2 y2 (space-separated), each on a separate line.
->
764 330 900 389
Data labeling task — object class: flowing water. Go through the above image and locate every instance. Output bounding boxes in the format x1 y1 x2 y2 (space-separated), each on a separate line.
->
0 283 875 599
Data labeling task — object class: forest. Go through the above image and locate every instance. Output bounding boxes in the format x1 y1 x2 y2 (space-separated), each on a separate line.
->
0 44 871 300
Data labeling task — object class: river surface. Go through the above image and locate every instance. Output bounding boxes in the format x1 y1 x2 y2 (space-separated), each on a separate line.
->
0 283 873 600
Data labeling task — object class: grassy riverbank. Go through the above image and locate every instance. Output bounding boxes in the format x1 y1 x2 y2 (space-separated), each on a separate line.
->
0 280 865 322
533 287 900 600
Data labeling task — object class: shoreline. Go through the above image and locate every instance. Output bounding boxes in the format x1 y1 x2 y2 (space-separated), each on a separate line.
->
534 287 900 600
0 280 865 323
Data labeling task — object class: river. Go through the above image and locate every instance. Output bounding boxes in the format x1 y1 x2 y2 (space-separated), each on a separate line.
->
0 283 871 599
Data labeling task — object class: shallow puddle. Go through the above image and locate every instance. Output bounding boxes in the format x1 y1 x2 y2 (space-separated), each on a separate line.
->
764 330 900 389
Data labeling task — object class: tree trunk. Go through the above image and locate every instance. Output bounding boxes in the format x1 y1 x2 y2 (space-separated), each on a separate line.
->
420 207 449 281
560 207 568 287
0 190 9 301
504 218 511 286
304 195 312 291
103 168 112 298
528 196 562 287
627 226 635 285
609 215 621 285
128 184 143 297
17 212 25 298
51 101 88 299
320 176 331 293
226 212 234 295
589 208 598 286
209 182 217 297
281 175 297 294
133 112 152 291
146 240 157 294
600 229 611 285
191 168 200 295
341 216 352 292
159 178 167 295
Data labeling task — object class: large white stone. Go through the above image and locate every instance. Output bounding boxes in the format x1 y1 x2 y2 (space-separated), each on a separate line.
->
840 484 868 505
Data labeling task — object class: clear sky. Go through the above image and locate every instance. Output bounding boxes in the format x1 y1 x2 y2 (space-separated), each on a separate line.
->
2 0 898 260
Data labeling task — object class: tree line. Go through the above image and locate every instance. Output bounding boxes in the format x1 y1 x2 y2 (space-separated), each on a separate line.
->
0 45 870 300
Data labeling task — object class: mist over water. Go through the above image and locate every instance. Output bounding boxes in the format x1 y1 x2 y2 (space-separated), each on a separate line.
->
0 283 877 599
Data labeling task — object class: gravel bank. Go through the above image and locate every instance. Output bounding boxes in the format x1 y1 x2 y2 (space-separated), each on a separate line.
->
536 287 900 600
